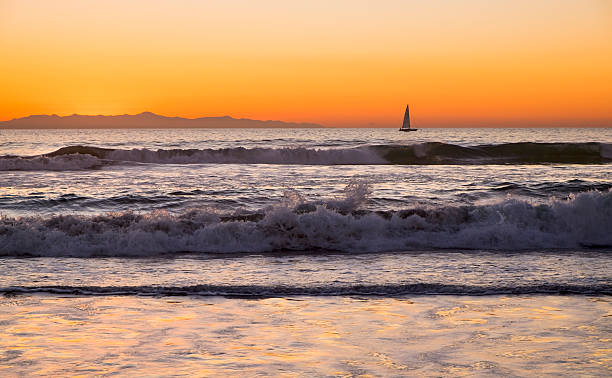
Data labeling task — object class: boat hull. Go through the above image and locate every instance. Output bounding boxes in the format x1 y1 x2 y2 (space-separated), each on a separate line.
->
399 128 418 132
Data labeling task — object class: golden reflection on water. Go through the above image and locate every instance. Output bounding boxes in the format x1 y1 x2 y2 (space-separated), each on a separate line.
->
0 295 610 376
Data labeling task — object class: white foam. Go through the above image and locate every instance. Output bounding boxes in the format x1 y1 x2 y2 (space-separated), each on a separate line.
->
0 154 104 171
1 189 610 257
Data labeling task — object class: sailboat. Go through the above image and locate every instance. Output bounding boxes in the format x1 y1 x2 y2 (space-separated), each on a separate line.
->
399 104 418 132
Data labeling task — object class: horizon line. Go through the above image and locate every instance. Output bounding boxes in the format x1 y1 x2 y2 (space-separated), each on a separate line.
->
1 112 611 128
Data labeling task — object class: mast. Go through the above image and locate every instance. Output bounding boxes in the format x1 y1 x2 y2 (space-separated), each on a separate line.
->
402 104 410 129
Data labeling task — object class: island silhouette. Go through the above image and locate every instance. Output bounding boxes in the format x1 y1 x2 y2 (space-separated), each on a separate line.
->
0 112 325 129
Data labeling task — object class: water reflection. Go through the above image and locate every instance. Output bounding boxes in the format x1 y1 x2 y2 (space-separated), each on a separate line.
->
0 295 610 376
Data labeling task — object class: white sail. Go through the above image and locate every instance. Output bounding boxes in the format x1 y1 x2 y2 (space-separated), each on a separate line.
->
402 104 410 129
399 104 417 131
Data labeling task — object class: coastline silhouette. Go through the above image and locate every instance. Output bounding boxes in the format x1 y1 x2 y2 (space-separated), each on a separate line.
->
0 112 325 129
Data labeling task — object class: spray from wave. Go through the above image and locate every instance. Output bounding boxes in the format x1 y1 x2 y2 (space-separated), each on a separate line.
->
1 182 610 257
1 142 610 170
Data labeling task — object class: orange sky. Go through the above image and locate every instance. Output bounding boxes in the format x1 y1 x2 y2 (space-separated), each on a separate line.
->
1 0 611 127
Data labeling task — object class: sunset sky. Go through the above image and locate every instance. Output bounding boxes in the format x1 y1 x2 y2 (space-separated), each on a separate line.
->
1 0 611 127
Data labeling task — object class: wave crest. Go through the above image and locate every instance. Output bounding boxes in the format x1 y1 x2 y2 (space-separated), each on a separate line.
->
0 154 105 171
377 142 611 164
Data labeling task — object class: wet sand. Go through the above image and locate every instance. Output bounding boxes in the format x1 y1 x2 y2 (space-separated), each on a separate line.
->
1 295 610 376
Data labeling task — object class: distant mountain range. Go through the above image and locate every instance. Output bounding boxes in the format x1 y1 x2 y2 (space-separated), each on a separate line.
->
0 112 325 129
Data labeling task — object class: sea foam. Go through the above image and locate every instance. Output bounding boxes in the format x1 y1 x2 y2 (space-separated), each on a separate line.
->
1 188 610 257
0 154 105 171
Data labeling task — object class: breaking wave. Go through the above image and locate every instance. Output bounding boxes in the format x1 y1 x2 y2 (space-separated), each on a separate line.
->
0 154 107 171
1 142 610 170
1 188 610 257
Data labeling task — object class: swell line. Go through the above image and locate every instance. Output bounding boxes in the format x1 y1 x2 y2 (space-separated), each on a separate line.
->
1 142 611 170
3 283 611 297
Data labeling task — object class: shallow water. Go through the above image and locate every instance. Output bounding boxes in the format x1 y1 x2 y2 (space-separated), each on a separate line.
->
1 295 610 376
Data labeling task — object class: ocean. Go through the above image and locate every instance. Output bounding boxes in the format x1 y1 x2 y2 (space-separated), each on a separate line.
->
1 127 611 376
